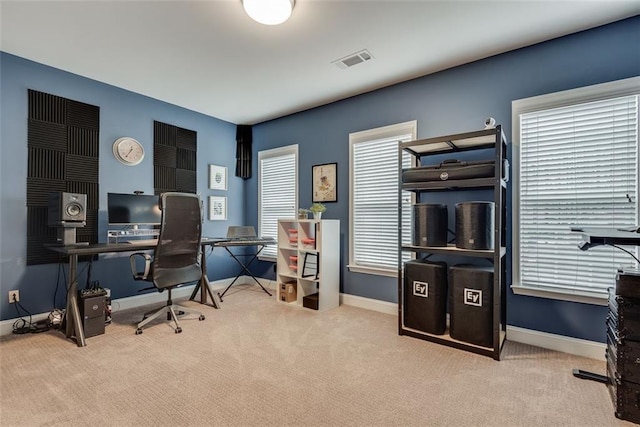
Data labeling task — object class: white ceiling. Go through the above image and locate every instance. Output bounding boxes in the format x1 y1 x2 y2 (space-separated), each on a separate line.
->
1 1 639 125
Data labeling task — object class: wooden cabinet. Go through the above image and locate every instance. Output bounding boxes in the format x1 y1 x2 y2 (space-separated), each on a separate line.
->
276 219 340 311
398 126 509 360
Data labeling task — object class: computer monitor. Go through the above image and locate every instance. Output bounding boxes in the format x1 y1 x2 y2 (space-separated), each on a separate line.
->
107 193 161 226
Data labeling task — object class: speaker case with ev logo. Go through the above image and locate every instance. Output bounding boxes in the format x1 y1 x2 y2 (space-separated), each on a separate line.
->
48 192 87 225
403 260 448 335
450 264 493 347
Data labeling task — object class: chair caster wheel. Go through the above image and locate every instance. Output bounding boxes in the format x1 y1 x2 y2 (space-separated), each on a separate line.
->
175 327 182 334
199 315 205 321
135 328 143 335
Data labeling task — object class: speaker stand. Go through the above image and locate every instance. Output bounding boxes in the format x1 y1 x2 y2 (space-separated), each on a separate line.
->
53 225 88 246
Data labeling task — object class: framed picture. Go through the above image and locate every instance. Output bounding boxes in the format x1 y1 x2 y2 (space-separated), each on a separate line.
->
209 196 227 221
312 162 337 203
209 164 227 190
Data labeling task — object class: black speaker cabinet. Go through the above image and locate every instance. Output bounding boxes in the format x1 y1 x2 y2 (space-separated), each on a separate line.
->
450 265 493 347
48 192 87 225
403 260 448 335
412 204 448 247
455 202 495 250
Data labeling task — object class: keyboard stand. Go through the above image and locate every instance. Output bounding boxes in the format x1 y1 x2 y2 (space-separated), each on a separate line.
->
217 244 272 301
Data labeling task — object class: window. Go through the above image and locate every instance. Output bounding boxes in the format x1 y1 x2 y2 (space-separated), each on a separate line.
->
258 145 298 259
349 121 416 277
513 77 640 304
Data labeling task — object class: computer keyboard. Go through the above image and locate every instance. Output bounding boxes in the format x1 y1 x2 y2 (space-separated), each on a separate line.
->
125 239 158 245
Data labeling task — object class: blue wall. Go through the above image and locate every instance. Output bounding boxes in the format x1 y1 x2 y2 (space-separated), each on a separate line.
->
1 17 639 342
247 16 640 342
0 53 242 320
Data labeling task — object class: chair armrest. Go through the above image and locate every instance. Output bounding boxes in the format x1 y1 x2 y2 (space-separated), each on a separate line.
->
129 252 152 280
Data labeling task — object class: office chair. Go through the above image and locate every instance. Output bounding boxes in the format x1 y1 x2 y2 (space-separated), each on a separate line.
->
129 192 205 334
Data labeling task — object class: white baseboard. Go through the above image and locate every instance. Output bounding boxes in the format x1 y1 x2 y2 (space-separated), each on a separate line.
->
1 284 606 361
506 325 606 361
0 276 276 337
340 293 606 361
340 293 398 315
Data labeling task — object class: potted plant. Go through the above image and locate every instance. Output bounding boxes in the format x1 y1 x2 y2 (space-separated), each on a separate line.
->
309 203 326 220
298 208 309 219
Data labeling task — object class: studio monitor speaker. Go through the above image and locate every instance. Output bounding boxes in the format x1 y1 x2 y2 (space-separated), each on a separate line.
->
48 192 87 225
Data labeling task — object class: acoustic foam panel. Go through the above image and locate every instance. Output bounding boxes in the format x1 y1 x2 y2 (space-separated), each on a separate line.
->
26 89 100 265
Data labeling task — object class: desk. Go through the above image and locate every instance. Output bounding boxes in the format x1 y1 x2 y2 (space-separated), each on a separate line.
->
47 237 227 347
47 242 157 347
574 227 640 248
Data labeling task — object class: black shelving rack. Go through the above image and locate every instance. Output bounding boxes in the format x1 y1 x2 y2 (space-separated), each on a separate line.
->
397 126 509 360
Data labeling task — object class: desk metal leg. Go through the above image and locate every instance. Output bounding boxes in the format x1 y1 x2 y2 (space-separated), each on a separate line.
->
189 247 220 309
66 254 86 347
217 245 272 301
572 369 610 384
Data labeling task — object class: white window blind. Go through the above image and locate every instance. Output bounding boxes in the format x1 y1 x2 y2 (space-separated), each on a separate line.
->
350 121 416 275
517 93 639 299
259 145 297 258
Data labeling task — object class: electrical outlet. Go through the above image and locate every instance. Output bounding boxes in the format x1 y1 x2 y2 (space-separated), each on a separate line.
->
9 290 19 303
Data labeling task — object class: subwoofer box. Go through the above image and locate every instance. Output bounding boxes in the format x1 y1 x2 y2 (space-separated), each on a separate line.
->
449 265 493 347
403 260 448 335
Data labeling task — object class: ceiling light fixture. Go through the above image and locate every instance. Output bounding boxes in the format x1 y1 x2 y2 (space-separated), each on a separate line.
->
242 0 295 26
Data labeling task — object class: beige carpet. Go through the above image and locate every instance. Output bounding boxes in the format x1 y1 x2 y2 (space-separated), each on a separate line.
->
0 284 631 426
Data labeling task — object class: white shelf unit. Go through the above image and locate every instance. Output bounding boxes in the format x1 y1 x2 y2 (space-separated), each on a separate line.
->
398 126 509 360
277 219 340 311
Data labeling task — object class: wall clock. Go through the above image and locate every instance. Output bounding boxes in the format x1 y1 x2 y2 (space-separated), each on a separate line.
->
113 137 144 166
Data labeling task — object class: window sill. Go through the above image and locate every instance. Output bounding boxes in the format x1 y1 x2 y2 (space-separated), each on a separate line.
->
511 285 607 306
258 255 276 263
347 264 398 278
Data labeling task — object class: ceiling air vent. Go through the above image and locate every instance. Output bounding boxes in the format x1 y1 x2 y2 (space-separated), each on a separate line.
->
332 49 373 69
